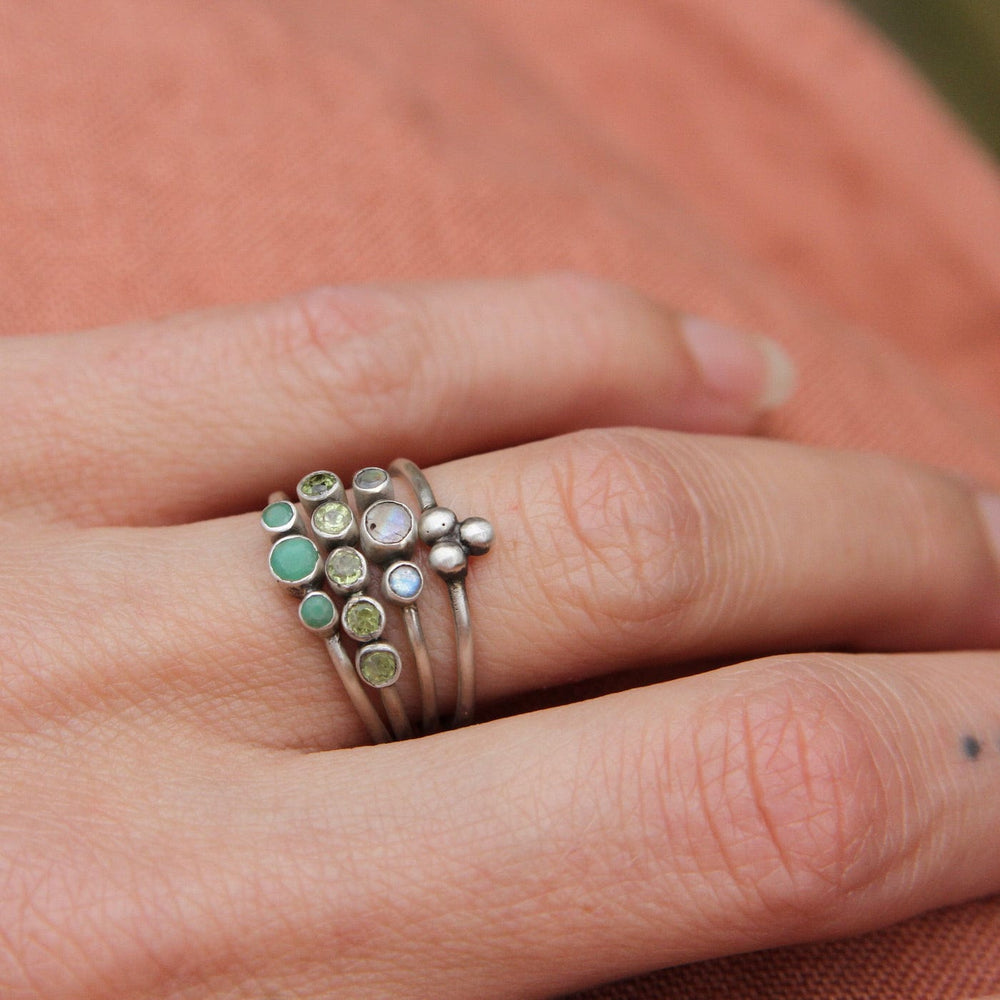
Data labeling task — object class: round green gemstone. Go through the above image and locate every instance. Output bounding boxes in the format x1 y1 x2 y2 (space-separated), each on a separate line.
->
327 547 365 588
299 471 339 498
261 500 295 530
269 535 320 584
342 597 384 640
299 592 335 630
313 500 353 536
358 647 399 687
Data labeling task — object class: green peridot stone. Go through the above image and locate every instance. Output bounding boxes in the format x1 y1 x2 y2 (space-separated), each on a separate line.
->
358 647 399 687
299 471 339 498
342 597 383 641
327 547 365 588
313 500 353 536
262 500 295 530
269 535 320 584
299 592 335 630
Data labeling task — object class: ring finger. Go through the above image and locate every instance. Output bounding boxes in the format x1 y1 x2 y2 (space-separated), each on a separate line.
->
5 426 999 749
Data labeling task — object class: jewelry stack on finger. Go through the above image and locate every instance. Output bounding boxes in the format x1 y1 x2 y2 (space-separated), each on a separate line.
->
261 462 493 743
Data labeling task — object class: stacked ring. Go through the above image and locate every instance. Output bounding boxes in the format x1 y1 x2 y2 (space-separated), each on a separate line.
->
261 461 493 741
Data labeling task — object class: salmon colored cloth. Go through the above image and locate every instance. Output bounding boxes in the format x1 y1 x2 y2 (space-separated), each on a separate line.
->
2 1 999 997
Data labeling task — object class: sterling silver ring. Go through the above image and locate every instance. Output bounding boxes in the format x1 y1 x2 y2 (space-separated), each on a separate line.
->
261 462 493 741
389 458 494 728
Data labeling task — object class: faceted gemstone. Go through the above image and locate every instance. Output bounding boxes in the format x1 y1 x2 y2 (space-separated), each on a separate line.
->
355 467 388 489
261 500 295 530
269 535 320 583
358 647 400 687
365 501 413 545
326 547 365 589
313 500 353 536
299 471 340 498
299 592 335 630
342 597 384 641
387 563 422 601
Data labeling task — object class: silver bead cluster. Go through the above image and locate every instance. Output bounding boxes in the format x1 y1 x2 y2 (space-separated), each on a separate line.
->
419 507 495 580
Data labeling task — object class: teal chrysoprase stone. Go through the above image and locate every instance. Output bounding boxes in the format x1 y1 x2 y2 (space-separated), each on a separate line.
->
299 471 339 498
313 500 353 536
342 597 384 640
387 563 421 600
261 500 295 530
269 535 320 583
299 592 335 630
355 467 388 489
365 501 413 544
358 647 399 687
327 547 365 589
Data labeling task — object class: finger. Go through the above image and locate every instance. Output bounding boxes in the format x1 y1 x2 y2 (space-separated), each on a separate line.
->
9 429 1000 750
278 650 1000 997
1 274 793 526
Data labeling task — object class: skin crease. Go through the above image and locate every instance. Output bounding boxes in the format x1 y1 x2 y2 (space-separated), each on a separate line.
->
1 276 1000 999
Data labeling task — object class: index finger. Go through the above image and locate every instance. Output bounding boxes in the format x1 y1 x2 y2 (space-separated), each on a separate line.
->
2 274 792 526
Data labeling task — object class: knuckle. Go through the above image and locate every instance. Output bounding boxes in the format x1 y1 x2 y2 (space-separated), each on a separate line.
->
669 658 898 923
270 285 431 433
535 428 709 639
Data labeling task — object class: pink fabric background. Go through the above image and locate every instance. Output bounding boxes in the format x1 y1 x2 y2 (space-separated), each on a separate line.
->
2 1 998 995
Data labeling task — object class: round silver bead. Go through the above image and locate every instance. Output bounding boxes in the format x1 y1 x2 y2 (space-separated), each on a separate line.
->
429 539 468 579
419 506 458 544
459 516 494 556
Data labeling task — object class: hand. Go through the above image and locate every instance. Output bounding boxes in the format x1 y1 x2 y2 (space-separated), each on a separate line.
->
2 274 998 999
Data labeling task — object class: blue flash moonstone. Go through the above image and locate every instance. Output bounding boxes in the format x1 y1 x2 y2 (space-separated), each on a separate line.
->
387 564 422 600
365 501 413 544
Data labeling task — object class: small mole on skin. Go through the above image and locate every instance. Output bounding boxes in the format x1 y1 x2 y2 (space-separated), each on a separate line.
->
961 735 982 761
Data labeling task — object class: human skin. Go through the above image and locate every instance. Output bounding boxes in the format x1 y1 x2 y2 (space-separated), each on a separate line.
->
2 273 1000 999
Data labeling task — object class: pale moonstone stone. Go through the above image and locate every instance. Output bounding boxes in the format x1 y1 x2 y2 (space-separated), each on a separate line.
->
365 501 413 544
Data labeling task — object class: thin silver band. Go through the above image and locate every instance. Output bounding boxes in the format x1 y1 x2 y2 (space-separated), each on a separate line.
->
402 605 438 734
325 635 392 744
265 489 408 743
389 458 490 728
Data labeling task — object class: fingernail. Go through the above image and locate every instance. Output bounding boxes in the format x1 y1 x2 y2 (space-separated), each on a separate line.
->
680 315 796 412
975 492 1000 570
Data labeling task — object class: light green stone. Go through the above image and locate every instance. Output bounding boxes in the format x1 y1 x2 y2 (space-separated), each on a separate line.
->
269 535 320 583
300 471 339 498
358 648 399 686
343 598 383 640
327 547 364 588
313 500 352 536
300 592 335 630
261 500 295 529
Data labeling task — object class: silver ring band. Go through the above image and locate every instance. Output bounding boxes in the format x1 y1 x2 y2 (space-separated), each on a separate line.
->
389 458 493 728
264 462 492 741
